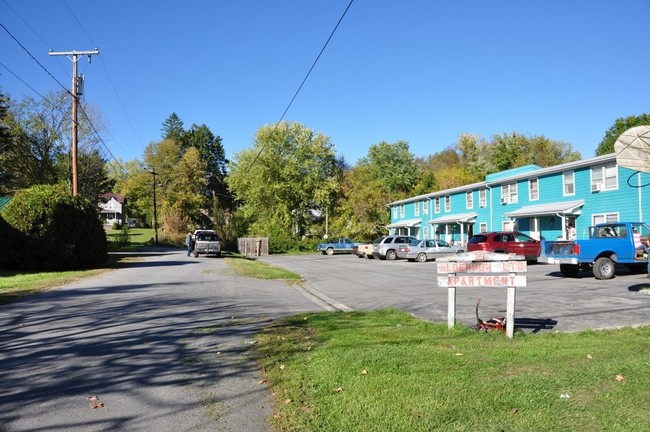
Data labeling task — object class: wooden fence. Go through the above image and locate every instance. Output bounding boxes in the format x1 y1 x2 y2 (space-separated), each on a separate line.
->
237 237 269 257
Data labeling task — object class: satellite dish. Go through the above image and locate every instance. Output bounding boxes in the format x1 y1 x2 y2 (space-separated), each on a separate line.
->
614 125 650 174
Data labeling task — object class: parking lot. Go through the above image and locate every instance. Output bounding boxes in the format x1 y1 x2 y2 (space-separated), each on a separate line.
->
261 253 650 333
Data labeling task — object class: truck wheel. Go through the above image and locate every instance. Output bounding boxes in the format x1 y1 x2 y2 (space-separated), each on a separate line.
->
417 253 427 263
366 254 374 259
593 257 615 280
560 264 579 277
216 252 221 258
193 250 199 258
386 250 397 260
326 247 334 255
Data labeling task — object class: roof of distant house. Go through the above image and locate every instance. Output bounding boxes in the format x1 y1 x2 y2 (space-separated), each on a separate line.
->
99 192 125 202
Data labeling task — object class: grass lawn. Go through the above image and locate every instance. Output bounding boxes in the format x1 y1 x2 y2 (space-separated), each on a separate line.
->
225 256 303 281
256 308 650 432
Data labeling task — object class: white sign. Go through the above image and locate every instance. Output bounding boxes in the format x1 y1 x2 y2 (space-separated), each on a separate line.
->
437 261 527 274
437 274 527 288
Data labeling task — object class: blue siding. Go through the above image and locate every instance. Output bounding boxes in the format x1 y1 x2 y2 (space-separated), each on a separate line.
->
388 154 650 244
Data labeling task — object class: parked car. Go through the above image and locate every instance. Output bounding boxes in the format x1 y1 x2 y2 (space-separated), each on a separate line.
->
467 231 540 261
372 235 417 260
402 239 465 262
316 238 358 255
353 242 375 259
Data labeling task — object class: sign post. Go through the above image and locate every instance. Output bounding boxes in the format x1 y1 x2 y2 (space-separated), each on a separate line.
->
436 251 527 338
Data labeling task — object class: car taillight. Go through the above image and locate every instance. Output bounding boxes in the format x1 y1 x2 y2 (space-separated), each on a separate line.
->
573 243 580 254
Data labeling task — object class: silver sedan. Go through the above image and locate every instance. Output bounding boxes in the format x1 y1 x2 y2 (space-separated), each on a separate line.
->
401 239 465 262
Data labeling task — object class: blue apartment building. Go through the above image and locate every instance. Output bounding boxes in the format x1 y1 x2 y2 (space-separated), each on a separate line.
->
387 154 650 245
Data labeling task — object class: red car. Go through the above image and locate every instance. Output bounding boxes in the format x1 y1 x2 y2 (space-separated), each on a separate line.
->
466 231 540 261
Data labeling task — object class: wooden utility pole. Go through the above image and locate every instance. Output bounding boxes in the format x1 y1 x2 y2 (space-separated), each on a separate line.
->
48 49 99 196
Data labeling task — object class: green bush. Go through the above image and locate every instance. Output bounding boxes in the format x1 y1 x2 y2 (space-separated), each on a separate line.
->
0 184 107 270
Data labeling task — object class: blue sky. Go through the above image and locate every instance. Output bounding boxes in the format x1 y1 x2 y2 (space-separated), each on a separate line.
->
2 0 649 167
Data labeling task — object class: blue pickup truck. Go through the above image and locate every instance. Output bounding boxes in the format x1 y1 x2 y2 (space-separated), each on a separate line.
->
538 221 650 279
316 238 358 255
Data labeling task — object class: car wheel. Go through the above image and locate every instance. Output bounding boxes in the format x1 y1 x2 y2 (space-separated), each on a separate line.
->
326 247 334 256
386 250 397 260
456 249 465 254
193 250 199 258
366 255 374 259
417 253 427 263
593 257 615 280
559 264 580 277
216 252 221 258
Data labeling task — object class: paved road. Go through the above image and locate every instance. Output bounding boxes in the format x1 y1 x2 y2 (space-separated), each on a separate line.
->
2 250 649 432
0 250 323 432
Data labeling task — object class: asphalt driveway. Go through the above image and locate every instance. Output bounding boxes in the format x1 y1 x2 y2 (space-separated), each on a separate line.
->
2 250 649 432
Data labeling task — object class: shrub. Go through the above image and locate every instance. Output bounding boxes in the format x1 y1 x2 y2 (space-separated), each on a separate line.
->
1 184 107 270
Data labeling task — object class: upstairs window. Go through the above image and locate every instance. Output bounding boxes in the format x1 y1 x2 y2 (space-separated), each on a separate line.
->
423 200 429 215
392 206 398 219
414 201 420 216
466 191 473 209
400 204 405 218
501 183 518 204
479 188 487 208
444 196 451 212
563 171 575 196
435 197 440 213
529 178 539 201
591 163 618 192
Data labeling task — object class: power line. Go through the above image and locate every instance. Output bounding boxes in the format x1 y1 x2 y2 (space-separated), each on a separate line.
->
245 0 355 173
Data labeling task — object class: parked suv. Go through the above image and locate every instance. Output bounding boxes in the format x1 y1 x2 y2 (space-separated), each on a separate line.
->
467 231 540 261
372 235 417 260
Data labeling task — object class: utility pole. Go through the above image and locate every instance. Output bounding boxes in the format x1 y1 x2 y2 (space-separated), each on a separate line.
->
150 170 159 246
49 49 99 196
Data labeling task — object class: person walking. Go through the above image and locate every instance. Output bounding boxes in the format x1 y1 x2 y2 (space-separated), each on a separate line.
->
185 232 193 256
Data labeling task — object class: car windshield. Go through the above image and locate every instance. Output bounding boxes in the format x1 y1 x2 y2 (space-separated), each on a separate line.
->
198 234 220 241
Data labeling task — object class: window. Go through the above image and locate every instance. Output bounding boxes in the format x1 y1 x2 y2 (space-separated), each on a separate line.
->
400 204 405 218
501 183 518 204
423 226 429 238
466 191 473 209
529 178 539 201
479 188 487 208
423 200 429 215
414 201 420 216
444 196 451 212
592 213 619 225
392 206 398 218
435 197 440 213
502 220 514 231
480 222 487 233
591 163 618 192
563 171 575 196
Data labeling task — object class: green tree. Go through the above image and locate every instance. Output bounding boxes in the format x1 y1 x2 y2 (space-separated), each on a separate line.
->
227 121 338 242
161 112 184 142
358 140 418 197
596 114 650 156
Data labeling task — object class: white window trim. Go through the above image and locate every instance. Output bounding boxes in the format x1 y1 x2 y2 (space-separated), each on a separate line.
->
466 191 473 209
592 213 619 225
392 206 398 219
563 171 575 196
423 200 429 215
400 204 405 218
501 183 518 204
435 197 440 213
529 178 539 201
444 196 451 212
480 222 487 233
414 201 420 216
590 163 619 193
479 188 487 208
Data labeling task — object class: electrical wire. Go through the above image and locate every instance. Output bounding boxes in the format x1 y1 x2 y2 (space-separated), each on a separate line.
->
245 0 355 173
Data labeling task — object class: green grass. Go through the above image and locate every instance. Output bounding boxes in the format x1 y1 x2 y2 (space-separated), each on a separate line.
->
105 227 158 250
256 309 650 432
225 256 302 281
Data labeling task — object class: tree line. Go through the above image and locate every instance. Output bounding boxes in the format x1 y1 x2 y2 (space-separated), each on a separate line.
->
2 89 648 251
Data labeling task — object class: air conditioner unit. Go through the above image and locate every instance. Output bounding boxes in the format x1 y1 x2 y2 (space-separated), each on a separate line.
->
592 183 603 192
500 198 508 205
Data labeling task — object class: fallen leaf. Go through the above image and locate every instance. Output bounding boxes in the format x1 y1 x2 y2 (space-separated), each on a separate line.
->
86 396 98 401
616 374 624 382
560 393 570 399
455 352 464 356
333 387 344 393
587 354 593 360
511 408 518 414
279 364 286 370
258 379 267 385
361 369 368 375
284 399 292 404
89 402 105 409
